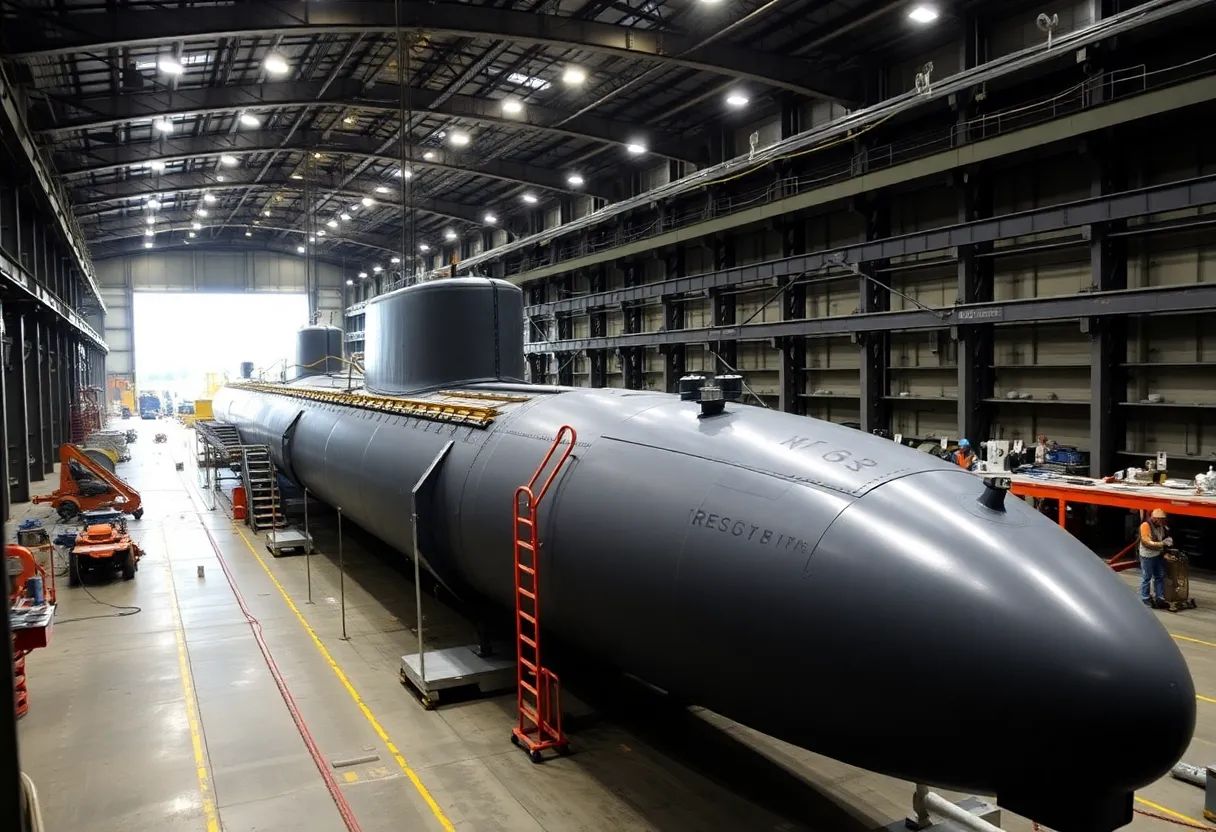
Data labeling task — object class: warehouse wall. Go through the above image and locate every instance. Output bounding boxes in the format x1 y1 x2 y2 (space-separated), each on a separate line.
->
97 250 347 381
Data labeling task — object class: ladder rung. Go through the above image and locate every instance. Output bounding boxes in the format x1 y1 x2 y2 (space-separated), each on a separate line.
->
516 541 534 552
518 587 535 600
520 705 539 723
519 611 535 624
520 634 536 648
520 656 536 670
520 680 538 695
517 564 534 574
516 517 533 526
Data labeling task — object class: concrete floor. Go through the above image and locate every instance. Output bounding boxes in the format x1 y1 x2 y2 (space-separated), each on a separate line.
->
11 419 1216 831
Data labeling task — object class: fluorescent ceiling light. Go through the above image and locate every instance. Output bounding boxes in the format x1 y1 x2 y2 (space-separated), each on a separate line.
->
317 230 326 237
239 112 261 128
908 4 939 23
196 208 208 217
263 53 289 75
144 229 154 237
192 222 202 230
263 210 271 217
147 199 161 209
245 230 252 237
419 243 430 252
313 152 323 159
567 173 584 186
484 213 497 224
343 115 355 125
373 265 383 273
291 173 303 180
449 132 470 147
340 213 351 222
506 72 550 91
327 219 338 228
726 93 749 108
391 256 401 264
150 160 166 171
309 236 316 243
626 142 646 155
358 271 368 278
562 66 586 86
521 193 538 204
375 186 388 193
146 216 156 225
144 241 153 248
346 278 354 285
444 229 456 241
216 175 225 182
153 118 173 133
350 204 360 212
157 57 184 75
203 193 216 204
502 98 523 115
361 197 374 207
422 151 436 161
188 232 196 238
253 220 260 225
219 154 237 166
297 246 306 253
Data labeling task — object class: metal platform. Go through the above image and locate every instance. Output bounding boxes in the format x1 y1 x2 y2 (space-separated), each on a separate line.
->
399 645 515 709
265 528 313 557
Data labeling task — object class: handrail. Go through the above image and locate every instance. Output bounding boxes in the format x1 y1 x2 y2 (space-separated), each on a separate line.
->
527 425 577 505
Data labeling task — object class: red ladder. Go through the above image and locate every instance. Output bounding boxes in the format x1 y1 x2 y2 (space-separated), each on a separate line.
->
511 424 576 762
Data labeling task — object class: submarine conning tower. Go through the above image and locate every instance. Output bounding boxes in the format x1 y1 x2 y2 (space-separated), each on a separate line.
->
295 324 344 378
363 276 526 395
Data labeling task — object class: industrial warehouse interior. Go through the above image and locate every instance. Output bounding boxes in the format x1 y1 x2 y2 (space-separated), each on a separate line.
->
2 0 1216 830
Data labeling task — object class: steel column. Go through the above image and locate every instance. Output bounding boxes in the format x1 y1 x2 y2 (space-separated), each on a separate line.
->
588 268 608 388
0 180 16 255
709 237 737 374
620 261 644 389
955 170 995 444
38 319 53 475
5 309 30 504
858 198 890 434
779 219 807 415
525 282 548 383
553 275 574 387
25 316 44 483
661 249 686 393
1088 136 1128 478
0 302 8 523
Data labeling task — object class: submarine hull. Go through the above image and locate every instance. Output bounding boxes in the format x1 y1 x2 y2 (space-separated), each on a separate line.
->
214 378 1195 832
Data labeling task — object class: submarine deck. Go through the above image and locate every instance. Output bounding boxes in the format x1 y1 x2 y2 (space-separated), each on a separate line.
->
14 419 1216 832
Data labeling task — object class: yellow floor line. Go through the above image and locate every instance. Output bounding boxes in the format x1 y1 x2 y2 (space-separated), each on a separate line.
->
1174 633 1216 649
163 534 221 832
1197 694 1216 705
1135 795 1208 827
232 527 457 832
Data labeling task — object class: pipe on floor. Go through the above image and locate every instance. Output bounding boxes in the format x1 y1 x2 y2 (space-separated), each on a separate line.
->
912 785 1004 832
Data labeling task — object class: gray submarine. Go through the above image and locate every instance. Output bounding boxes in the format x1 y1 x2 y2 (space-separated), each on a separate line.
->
214 277 1195 832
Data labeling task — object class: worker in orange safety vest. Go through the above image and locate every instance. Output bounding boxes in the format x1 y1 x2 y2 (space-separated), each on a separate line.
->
952 439 977 471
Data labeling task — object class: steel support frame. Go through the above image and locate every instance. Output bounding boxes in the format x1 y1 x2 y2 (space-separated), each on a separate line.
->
25 316 45 483
708 237 737 376
526 175 1216 319
587 269 608 388
619 261 645 390
553 275 575 388
525 283 548 384
1087 133 1128 478
857 197 891 434
4 307 30 506
955 170 995 443
660 249 686 394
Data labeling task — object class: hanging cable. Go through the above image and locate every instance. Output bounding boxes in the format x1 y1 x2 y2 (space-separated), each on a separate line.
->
395 0 415 284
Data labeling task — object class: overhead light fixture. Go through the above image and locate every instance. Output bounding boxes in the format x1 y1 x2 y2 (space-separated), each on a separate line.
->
196 208 208 217
361 197 374 207
449 132 470 147
263 210 271 217
144 241 154 248
419 243 430 252
144 229 154 237
192 221 202 230
188 231 196 238
291 173 303 180
147 199 162 209
239 112 261 128
422 151 436 161
444 229 457 241
626 142 646 155
219 154 237 166
203 193 216 204
327 219 338 228
146 216 157 225
263 52 289 75
502 98 523 116
157 57 184 75
521 193 538 204
309 235 316 243
253 220 260 225
245 230 252 237
343 115 355 125
313 152 323 159
317 230 326 237
150 160 166 171
153 118 173 133
346 278 354 286
216 175 225 182
339 213 351 222
484 213 497 224
391 256 401 264
725 93 749 108
567 173 584 186
907 4 939 23
297 245 306 254
375 186 389 194
373 265 383 273
395 168 413 179
358 271 368 278
562 66 586 86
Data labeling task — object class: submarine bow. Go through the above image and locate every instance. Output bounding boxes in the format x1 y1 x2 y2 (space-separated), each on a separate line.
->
214 277 1194 832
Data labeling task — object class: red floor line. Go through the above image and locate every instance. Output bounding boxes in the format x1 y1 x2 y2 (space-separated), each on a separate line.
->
198 523 365 832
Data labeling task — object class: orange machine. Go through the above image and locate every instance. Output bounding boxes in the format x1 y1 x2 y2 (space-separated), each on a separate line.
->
33 443 143 521
69 521 142 585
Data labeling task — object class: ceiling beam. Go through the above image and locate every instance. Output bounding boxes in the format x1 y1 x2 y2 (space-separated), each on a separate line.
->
70 172 488 226
83 213 408 253
36 78 696 162
4 0 857 102
53 129 594 195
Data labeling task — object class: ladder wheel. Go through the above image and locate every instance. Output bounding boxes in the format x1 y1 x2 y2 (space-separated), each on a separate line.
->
557 745 571 757
132 508 144 520
510 733 520 748
529 750 544 765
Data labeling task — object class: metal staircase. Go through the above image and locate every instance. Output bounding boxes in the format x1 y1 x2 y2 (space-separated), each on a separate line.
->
240 446 285 531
